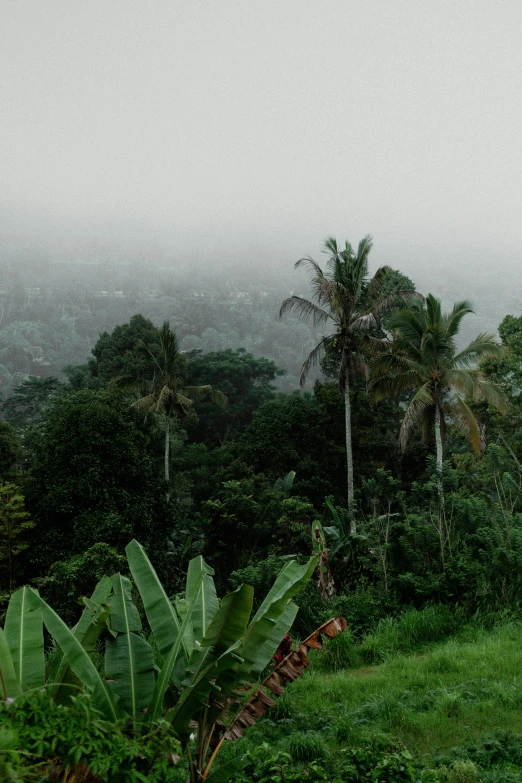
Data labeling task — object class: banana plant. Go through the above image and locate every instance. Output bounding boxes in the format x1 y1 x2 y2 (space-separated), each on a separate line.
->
3 542 317 783
0 580 112 706
125 540 318 782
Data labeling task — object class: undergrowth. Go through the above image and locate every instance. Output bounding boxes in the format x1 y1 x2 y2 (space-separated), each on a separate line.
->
215 609 522 781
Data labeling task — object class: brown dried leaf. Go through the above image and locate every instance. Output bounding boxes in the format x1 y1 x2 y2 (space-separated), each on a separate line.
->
224 617 347 741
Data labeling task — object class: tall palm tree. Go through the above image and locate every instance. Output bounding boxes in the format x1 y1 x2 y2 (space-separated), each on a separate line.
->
371 294 507 501
132 322 226 494
280 235 416 532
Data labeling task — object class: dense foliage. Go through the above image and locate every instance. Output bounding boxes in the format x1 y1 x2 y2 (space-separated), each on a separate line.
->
1 242 522 778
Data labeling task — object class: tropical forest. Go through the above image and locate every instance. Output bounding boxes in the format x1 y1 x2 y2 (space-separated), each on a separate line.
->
0 235 522 783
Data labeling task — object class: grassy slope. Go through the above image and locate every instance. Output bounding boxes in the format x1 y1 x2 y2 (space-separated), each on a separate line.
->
219 616 522 780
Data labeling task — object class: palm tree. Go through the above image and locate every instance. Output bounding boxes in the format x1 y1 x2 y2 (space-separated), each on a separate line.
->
371 294 507 502
280 235 416 532
131 322 226 495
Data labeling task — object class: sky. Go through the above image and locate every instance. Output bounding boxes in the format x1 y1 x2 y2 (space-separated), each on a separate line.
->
2 0 522 278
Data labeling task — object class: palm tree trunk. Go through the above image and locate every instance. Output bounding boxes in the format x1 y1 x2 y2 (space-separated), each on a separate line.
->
164 418 170 502
434 406 444 506
344 378 356 534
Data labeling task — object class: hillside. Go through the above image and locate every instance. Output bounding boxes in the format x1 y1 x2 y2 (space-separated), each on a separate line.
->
213 611 522 781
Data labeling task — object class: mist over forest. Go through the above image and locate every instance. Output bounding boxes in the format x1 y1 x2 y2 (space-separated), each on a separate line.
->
0 212 520 400
4 2 522 780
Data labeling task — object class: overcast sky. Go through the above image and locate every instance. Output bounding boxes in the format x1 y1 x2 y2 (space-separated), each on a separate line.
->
2 0 522 275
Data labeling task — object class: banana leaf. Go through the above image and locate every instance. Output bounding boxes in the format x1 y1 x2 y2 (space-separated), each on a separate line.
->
147 571 204 723
204 599 298 732
105 632 155 721
186 556 219 642
104 573 155 722
109 573 141 634
126 539 188 659
4 586 44 691
238 557 317 678
168 585 254 738
51 575 113 704
0 628 22 700
205 563 310 730
28 589 121 722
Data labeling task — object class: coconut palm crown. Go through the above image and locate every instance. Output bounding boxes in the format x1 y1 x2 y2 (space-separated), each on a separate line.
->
280 235 416 531
131 322 226 489
371 294 507 481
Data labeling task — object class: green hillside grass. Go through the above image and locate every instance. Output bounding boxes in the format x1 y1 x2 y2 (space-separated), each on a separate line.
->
216 612 522 781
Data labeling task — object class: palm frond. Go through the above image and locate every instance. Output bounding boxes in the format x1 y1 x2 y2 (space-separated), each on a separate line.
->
157 384 174 413
351 312 377 332
445 368 476 398
474 378 508 414
386 308 425 348
371 351 428 379
425 294 443 327
450 392 483 453
453 333 505 368
279 296 333 326
138 338 164 376
444 300 474 339
372 371 422 402
131 393 157 413
300 335 336 386
209 388 228 408
420 325 453 366
294 255 327 281
369 287 419 320
182 385 227 408
310 278 352 312
399 383 434 451
174 391 194 415
322 237 339 258
356 234 373 263
360 334 391 357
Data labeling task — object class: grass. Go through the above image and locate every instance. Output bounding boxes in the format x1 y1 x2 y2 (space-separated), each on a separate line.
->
220 610 522 780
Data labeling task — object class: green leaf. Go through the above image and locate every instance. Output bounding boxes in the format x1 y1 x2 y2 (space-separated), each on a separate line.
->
169 585 253 738
169 639 244 739
105 632 155 721
147 571 204 723
28 588 121 722
4 586 44 691
206 600 299 730
126 539 188 659
203 584 254 653
109 573 141 634
239 557 317 678
281 470 296 494
251 600 299 673
0 628 22 700
186 555 219 642
51 576 113 704
105 573 155 722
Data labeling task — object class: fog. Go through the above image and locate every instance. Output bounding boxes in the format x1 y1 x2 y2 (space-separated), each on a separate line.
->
2 1 522 316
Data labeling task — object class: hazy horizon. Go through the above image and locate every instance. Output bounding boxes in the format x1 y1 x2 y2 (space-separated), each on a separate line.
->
2 0 522 311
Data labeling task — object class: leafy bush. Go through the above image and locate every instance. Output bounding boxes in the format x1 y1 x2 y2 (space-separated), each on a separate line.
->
335 743 417 782
230 742 328 782
0 690 183 782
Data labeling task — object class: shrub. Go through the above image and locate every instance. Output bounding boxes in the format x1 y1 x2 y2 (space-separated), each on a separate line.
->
288 731 328 761
0 690 182 782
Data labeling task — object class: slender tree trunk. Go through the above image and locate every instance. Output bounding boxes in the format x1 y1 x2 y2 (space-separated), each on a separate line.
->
165 418 170 503
434 405 444 507
344 377 356 534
